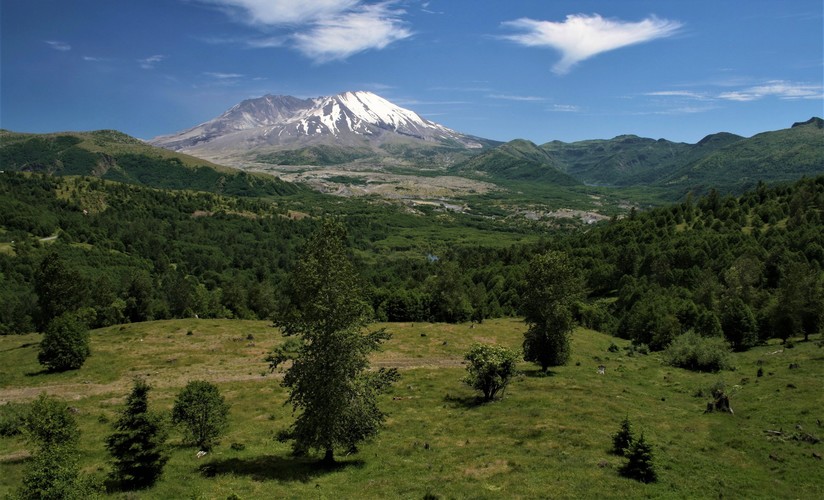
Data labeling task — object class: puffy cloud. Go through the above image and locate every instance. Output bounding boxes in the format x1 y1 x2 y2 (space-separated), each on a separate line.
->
201 0 410 62
202 0 358 25
293 3 411 62
502 14 682 74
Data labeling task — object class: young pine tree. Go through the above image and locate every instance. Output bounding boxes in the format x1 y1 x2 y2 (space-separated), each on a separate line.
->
619 433 657 483
106 378 169 490
611 416 634 456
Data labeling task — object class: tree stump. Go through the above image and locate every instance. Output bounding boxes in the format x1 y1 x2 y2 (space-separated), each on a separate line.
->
705 390 734 414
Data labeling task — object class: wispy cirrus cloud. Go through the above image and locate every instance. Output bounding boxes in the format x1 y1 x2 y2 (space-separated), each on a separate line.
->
204 72 245 79
199 1 412 63
138 55 166 69
488 94 547 102
550 104 581 113
501 14 682 74
648 80 822 103
45 40 71 51
717 80 823 101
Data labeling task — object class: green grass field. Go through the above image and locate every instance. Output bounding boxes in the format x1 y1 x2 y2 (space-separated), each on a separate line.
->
1 319 822 498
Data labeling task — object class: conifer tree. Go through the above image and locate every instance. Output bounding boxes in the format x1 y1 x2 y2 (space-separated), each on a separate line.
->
106 378 169 489
619 433 657 483
269 219 398 463
611 416 634 456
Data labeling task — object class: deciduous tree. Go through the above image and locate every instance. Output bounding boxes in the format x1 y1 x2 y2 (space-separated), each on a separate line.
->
521 251 583 371
171 380 230 451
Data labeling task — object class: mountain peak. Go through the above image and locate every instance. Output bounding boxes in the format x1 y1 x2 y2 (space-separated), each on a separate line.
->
151 91 484 153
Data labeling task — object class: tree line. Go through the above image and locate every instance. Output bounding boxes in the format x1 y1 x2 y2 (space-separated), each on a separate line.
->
1 172 822 354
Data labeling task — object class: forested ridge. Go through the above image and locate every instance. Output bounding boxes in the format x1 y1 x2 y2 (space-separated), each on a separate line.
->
1 172 822 351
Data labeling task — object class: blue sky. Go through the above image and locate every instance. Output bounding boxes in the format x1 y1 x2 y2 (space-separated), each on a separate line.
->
1 0 822 144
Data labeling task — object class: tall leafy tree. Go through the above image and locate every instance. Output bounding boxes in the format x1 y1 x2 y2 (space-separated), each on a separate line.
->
37 313 91 372
34 251 83 331
269 220 398 464
521 251 583 371
106 378 169 490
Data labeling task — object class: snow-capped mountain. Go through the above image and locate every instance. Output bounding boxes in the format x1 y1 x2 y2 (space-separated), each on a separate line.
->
151 91 485 155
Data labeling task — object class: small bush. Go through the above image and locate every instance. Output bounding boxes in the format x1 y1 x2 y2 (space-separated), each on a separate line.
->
463 343 519 402
230 442 245 451
663 331 731 372
23 394 79 448
607 342 620 353
172 380 230 451
0 402 30 437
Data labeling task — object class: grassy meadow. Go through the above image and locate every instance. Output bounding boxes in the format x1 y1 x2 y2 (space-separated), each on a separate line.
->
1 319 822 499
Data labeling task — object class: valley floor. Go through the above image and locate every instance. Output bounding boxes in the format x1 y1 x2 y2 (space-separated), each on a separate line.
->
1 319 822 498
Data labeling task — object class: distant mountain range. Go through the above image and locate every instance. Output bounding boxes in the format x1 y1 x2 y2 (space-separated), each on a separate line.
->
453 117 824 197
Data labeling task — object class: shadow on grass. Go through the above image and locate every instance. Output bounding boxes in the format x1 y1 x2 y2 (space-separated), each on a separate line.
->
0 342 38 353
199 455 364 482
24 368 51 377
443 393 488 409
521 368 556 378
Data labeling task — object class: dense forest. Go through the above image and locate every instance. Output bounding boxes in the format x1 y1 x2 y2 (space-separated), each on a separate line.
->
1 172 823 352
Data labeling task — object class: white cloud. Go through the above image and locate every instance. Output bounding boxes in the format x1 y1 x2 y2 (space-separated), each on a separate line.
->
293 3 412 62
201 1 411 62
718 80 823 101
550 104 581 113
138 55 166 69
204 72 244 79
648 80 823 103
645 90 709 99
502 14 682 74
201 0 358 25
45 40 71 51
488 94 547 102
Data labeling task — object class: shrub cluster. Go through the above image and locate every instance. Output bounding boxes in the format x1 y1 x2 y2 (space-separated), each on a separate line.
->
663 330 731 372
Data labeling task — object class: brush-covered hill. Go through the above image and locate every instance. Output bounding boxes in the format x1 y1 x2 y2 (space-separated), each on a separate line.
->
658 117 824 196
537 118 823 197
0 129 300 197
451 139 580 185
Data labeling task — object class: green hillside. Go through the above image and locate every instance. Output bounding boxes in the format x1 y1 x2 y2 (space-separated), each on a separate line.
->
659 117 824 196
0 130 300 197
